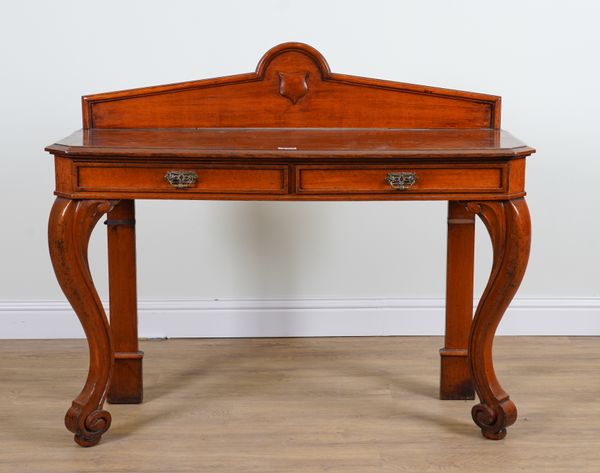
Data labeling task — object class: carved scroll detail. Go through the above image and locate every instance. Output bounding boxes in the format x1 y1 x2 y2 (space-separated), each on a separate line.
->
278 71 309 104
465 198 531 439
49 198 118 446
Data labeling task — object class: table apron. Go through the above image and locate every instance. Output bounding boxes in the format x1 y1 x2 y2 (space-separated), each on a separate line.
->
53 158 526 201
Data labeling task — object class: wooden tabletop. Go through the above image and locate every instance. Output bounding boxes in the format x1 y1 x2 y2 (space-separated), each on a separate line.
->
46 128 534 160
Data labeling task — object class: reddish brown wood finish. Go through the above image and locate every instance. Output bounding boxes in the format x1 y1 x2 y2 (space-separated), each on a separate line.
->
48 198 116 447
47 128 532 159
45 42 535 446
296 165 504 194
77 164 288 194
106 200 143 404
81 43 501 130
466 198 531 440
440 202 475 400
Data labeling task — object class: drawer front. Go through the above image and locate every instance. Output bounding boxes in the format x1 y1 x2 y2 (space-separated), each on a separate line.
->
296 165 506 194
76 165 288 194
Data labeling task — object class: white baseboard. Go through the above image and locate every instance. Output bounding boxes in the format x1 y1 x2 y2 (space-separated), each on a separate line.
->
1 297 599 339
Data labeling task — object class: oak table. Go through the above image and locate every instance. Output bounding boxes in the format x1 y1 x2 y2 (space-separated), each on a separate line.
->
45 42 535 447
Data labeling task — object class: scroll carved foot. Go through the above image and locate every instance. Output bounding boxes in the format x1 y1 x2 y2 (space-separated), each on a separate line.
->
49 198 118 447
465 198 530 440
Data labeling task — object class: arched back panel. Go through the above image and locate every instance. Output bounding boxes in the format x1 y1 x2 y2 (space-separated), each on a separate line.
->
83 42 501 129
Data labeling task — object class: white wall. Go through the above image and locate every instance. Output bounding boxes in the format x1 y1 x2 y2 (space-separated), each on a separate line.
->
1 0 599 338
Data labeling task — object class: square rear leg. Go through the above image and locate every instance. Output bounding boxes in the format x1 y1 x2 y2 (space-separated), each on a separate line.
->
106 200 143 404
440 201 475 400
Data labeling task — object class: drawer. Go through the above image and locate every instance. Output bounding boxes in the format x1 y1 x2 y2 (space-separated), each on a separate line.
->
76 164 288 194
295 165 506 194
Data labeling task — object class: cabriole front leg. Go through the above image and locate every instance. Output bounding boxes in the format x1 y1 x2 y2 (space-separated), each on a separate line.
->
466 198 530 440
48 197 118 447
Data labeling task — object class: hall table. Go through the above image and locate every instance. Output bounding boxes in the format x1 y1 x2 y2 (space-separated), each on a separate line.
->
45 42 535 447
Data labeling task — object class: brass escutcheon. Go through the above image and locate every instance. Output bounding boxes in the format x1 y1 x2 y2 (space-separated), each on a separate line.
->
385 172 417 190
165 170 198 189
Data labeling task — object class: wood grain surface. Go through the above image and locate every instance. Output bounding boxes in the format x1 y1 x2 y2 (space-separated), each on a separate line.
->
47 128 532 159
79 42 501 130
44 41 536 446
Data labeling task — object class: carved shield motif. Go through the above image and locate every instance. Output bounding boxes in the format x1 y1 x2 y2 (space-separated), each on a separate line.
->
278 72 309 104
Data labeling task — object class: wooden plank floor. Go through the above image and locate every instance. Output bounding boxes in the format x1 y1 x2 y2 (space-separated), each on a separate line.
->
0 337 599 472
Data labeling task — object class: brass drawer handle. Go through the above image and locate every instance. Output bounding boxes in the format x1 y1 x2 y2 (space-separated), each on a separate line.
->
386 172 416 190
165 170 198 189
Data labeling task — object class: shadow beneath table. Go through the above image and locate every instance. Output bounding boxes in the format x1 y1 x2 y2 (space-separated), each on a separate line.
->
129 337 477 439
